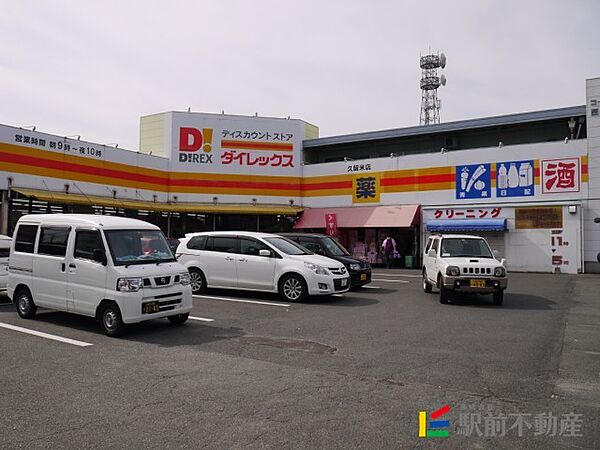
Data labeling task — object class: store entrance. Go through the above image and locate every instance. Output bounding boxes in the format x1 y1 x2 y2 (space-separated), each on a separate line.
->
338 227 420 269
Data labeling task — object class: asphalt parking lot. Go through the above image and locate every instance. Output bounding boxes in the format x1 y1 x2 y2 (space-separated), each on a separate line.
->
1 271 599 449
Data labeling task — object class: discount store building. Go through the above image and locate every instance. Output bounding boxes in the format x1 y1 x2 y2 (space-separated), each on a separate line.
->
1 77 600 273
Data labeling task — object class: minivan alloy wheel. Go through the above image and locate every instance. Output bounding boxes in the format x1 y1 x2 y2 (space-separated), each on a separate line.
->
283 278 303 300
189 271 203 292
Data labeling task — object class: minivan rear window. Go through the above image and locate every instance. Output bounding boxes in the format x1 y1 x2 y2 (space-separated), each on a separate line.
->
187 235 207 250
38 227 71 257
14 225 38 253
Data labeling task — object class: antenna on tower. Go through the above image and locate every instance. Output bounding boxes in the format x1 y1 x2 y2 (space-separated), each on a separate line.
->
419 51 447 125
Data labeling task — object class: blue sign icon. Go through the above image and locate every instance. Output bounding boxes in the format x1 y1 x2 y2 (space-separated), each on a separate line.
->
456 163 491 199
496 160 535 198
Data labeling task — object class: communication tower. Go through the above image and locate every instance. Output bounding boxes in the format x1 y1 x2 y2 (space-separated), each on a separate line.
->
419 51 447 125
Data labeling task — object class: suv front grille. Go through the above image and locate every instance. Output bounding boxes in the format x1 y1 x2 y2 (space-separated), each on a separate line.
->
463 267 492 275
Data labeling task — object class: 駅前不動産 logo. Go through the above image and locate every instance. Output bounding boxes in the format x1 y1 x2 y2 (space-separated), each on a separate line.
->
419 404 451 438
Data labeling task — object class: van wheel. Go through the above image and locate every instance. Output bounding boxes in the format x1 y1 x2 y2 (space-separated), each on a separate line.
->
438 275 449 304
493 291 504 306
188 268 206 294
168 313 189 325
101 303 125 337
279 274 307 302
423 270 432 293
15 288 37 319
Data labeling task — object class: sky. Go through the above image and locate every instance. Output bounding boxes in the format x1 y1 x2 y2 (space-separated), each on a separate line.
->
1 0 599 151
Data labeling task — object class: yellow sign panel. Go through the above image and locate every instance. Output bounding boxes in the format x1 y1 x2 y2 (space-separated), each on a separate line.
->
352 173 380 203
515 207 563 229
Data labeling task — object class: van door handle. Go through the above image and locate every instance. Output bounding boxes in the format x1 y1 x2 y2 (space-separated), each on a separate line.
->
225 256 234 261
60 263 66 272
69 263 76 269
238 258 247 262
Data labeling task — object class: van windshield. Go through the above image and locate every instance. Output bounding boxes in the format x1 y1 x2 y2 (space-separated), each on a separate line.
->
104 229 176 266
440 238 493 258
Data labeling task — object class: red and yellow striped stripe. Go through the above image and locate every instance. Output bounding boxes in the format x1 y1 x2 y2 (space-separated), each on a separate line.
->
0 142 589 198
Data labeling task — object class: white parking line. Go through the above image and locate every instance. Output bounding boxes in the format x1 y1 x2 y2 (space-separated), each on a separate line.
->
371 278 409 283
193 295 291 308
360 285 381 289
0 322 93 347
371 273 421 278
189 316 215 322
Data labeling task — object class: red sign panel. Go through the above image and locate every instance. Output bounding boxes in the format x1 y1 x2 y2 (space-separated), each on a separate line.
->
325 213 338 238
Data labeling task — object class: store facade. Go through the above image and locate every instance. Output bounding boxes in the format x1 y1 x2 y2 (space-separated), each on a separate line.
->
300 140 588 274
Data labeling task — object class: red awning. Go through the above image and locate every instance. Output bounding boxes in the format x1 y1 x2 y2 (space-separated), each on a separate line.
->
294 205 420 229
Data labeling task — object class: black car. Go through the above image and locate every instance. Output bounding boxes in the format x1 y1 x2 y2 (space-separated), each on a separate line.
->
280 233 371 287
166 237 181 254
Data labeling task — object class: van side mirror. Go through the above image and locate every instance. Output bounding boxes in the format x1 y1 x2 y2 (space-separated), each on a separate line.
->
427 249 436 258
500 258 506 266
93 249 107 265
259 249 272 257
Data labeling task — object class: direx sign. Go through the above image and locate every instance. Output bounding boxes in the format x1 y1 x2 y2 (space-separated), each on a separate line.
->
179 127 214 163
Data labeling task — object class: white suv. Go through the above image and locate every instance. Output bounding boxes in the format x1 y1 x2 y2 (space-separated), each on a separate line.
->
422 234 508 305
176 232 351 302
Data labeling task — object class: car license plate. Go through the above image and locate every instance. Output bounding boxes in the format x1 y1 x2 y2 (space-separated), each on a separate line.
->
142 301 160 314
341 278 348 287
360 273 367 281
470 279 486 288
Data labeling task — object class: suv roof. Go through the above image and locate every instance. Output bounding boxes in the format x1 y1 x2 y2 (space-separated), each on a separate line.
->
429 234 486 240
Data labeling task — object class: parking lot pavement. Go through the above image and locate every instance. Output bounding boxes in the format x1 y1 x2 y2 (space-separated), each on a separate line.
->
0 272 599 449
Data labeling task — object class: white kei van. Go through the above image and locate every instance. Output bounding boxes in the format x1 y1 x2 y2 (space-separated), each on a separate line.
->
0 234 11 293
7 214 193 336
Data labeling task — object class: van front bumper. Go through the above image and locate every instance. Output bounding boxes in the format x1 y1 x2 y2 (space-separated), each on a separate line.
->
117 286 193 324
441 276 508 293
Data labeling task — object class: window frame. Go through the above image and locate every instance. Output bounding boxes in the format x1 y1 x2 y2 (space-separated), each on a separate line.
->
73 228 105 263
14 224 39 254
205 235 240 254
187 235 208 251
239 237 271 257
37 226 71 258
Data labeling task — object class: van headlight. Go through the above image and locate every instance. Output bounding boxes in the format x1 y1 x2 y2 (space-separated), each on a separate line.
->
117 277 144 292
494 266 506 277
446 266 460 276
304 262 329 275
179 272 190 285
349 263 361 271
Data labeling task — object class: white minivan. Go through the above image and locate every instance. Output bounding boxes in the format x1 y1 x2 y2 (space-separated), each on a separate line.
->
8 214 193 336
0 234 11 293
176 231 351 302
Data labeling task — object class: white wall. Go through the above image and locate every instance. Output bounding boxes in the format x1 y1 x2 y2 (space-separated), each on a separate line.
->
584 77 600 272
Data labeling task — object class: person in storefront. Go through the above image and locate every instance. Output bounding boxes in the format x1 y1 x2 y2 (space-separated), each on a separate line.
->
381 236 397 269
